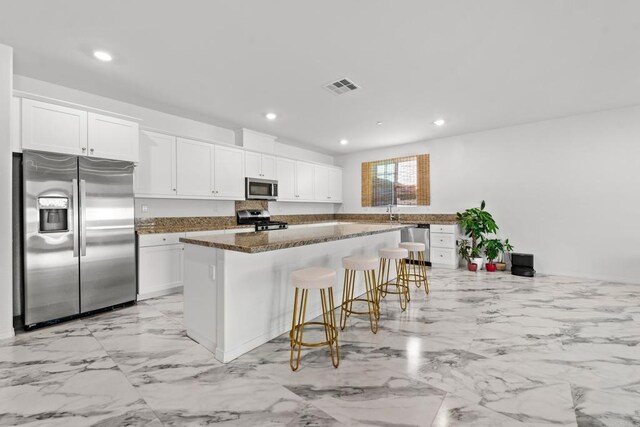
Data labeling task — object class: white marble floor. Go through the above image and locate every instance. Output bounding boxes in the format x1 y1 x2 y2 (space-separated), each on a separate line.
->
1 269 639 426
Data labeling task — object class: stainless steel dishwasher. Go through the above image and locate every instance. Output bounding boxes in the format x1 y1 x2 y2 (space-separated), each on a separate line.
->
401 224 431 265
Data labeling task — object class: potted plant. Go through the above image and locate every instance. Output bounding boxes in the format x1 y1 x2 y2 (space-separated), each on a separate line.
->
456 200 498 270
495 238 514 271
484 239 502 272
457 238 478 272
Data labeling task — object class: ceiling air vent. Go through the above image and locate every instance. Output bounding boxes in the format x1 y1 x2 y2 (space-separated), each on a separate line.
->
324 77 360 95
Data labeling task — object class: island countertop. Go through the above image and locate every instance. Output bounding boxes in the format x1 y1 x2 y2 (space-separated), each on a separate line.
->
179 223 414 253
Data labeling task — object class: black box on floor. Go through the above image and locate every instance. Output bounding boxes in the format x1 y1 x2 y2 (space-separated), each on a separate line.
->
511 253 535 277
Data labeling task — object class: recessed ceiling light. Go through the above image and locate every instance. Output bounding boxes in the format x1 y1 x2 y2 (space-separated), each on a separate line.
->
265 112 277 120
433 119 446 126
376 121 383 125
339 139 349 145
93 51 113 62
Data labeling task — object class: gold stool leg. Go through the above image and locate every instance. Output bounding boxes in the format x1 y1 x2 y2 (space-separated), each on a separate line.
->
290 288 309 371
339 270 349 330
419 251 429 294
364 270 379 333
395 259 408 311
320 288 340 368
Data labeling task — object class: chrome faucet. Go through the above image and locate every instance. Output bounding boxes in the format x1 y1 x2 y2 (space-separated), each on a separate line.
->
387 204 399 222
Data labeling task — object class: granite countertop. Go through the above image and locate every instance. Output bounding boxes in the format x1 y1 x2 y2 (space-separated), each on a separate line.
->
179 223 414 253
136 214 458 235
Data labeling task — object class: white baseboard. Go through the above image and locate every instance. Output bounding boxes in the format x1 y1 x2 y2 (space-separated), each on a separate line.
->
0 327 15 341
137 285 183 301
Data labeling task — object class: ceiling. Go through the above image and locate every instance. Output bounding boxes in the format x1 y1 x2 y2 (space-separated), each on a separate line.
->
2 1 640 154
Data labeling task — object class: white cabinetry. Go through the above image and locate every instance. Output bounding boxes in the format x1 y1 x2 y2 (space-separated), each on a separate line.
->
295 161 314 201
21 98 88 155
20 98 139 162
176 138 213 197
314 165 330 201
138 233 185 300
276 157 296 200
245 151 275 179
136 130 176 196
314 165 343 203
88 112 139 162
212 145 245 199
175 138 245 200
430 224 459 269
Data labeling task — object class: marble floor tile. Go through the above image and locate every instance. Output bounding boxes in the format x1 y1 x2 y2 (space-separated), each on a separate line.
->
2 268 639 425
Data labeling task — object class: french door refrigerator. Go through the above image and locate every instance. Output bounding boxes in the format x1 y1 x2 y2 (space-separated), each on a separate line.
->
23 150 136 327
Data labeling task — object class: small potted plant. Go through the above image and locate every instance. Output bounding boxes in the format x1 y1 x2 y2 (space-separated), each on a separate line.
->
495 238 514 271
483 239 502 272
456 200 498 271
457 238 477 272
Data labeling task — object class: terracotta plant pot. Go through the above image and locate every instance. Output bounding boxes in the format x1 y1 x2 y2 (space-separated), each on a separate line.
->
467 262 478 272
486 263 497 272
496 262 507 271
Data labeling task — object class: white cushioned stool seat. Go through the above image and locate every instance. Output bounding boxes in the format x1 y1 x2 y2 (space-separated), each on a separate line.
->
291 267 336 289
379 247 409 260
342 256 379 271
399 242 426 252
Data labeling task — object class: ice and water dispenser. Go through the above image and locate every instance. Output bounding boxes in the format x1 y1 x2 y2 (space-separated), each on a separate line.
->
38 197 69 233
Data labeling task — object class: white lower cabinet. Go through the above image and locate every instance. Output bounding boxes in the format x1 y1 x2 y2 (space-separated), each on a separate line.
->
138 233 185 300
430 224 459 269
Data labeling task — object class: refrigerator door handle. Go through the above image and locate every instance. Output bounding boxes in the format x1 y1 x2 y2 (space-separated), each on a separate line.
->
80 179 87 256
72 178 79 257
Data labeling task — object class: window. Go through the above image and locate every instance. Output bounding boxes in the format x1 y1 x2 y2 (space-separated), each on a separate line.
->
361 154 430 207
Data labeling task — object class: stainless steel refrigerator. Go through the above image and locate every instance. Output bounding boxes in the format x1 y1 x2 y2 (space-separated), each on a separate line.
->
23 151 136 326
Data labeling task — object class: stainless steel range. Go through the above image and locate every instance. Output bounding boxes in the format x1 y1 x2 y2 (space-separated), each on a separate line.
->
237 209 288 231
22 151 136 327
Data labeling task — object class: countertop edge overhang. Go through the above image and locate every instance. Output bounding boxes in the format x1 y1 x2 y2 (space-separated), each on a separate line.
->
179 223 415 253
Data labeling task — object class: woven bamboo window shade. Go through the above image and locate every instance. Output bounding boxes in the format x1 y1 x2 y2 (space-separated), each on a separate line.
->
361 154 430 207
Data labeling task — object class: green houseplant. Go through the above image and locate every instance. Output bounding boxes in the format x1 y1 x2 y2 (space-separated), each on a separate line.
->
456 200 498 270
456 238 477 271
483 239 503 272
495 238 514 271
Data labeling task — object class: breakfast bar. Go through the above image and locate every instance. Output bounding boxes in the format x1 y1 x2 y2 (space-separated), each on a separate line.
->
180 223 411 362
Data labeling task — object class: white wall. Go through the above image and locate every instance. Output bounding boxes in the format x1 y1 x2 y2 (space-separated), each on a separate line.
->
336 106 640 284
0 45 14 338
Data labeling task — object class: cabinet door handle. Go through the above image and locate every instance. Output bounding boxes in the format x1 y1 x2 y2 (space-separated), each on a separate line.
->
173 188 176 191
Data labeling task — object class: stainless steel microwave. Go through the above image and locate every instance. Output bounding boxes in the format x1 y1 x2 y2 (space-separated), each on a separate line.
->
245 177 278 201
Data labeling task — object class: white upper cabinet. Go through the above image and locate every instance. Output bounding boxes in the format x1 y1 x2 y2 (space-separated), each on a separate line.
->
276 157 296 200
313 165 343 203
260 155 276 180
245 151 262 178
212 145 245 199
314 165 330 201
21 98 88 155
245 152 276 180
176 138 213 197
295 161 315 201
136 130 176 196
88 112 139 162
329 167 343 202
20 98 139 162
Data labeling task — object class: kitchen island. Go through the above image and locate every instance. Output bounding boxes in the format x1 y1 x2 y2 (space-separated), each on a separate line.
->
180 223 411 362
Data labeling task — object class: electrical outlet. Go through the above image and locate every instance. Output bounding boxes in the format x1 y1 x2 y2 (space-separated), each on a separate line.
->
141 204 148 213
209 265 216 279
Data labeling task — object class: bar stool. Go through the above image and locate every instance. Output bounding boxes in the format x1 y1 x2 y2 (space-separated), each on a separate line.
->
377 247 410 311
399 242 430 295
340 256 380 334
289 267 339 371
